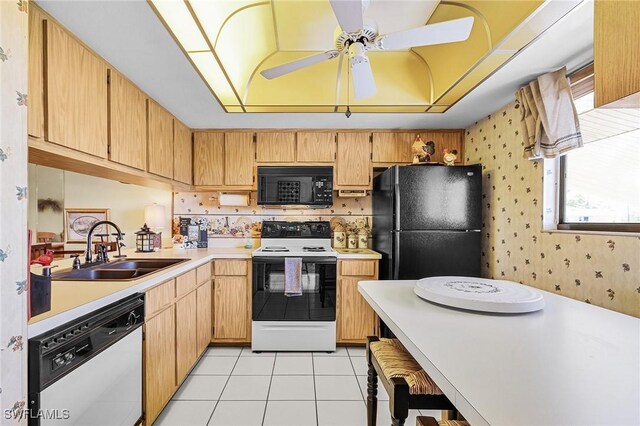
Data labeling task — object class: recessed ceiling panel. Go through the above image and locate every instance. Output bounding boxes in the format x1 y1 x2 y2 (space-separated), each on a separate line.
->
151 0 584 113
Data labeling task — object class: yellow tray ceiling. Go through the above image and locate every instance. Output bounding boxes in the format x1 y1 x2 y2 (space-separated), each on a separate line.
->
150 0 578 113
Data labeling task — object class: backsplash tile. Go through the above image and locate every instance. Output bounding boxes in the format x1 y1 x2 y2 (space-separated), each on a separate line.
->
466 102 640 317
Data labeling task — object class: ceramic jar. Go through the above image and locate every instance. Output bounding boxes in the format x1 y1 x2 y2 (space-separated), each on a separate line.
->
333 224 346 248
347 233 358 249
357 229 369 249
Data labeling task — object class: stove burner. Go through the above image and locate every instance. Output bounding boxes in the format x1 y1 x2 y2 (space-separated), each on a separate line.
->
262 246 290 252
303 246 327 252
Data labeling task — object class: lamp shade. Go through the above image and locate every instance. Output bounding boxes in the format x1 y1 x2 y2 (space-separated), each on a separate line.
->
144 204 166 229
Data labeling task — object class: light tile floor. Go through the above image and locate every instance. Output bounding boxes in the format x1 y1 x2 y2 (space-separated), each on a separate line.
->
155 346 442 426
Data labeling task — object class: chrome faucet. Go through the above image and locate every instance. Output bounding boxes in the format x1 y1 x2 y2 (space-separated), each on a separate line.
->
85 221 124 264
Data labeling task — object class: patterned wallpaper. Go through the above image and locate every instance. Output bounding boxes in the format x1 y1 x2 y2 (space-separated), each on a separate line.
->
0 1 29 423
173 192 372 245
465 102 640 317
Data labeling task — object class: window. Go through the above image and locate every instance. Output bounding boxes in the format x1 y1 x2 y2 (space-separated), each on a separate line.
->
559 90 640 232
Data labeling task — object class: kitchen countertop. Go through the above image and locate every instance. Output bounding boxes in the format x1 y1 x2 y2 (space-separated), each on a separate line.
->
28 247 252 337
358 280 640 426
334 248 381 259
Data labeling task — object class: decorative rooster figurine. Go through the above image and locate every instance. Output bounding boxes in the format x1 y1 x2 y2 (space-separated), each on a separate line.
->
443 148 458 166
411 135 436 163
32 249 54 266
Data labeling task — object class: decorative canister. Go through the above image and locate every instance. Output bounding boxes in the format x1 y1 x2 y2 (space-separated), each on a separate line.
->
333 224 346 248
347 233 358 249
357 229 369 249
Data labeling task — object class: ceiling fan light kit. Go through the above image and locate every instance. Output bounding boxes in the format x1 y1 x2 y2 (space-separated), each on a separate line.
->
260 0 475 101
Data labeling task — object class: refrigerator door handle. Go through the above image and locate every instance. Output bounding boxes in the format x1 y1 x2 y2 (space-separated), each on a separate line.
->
392 231 400 280
394 183 401 231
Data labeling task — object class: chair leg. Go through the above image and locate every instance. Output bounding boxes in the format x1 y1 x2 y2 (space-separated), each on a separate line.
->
366 357 378 426
391 417 405 426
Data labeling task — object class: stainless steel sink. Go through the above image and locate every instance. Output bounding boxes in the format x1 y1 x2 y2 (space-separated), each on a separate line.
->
52 258 189 281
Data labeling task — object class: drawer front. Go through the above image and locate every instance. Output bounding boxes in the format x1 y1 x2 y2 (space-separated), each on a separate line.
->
340 260 376 277
215 260 247 276
196 262 212 285
175 269 197 298
145 279 175 319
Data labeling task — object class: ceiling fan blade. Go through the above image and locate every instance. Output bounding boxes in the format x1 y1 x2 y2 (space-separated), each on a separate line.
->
260 51 340 79
330 0 364 33
378 16 474 50
350 55 376 99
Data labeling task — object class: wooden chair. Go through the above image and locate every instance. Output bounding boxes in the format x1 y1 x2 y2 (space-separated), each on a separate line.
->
416 417 469 426
93 241 117 253
367 336 457 426
37 231 58 243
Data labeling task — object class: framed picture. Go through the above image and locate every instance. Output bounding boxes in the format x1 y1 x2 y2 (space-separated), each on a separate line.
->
65 209 110 243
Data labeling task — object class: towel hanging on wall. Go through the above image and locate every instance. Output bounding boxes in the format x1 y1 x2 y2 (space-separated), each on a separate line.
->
515 67 583 159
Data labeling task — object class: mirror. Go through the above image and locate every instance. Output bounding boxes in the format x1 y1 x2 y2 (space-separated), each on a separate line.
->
28 164 65 247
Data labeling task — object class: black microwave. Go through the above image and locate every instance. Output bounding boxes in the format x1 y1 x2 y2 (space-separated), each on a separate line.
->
257 166 333 208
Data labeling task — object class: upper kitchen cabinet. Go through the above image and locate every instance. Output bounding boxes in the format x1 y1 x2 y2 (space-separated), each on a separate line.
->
594 0 640 108
194 132 224 186
147 100 174 179
335 132 372 189
28 6 45 139
421 131 464 164
173 119 192 185
108 70 147 171
44 20 108 158
256 132 296 163
224 133 255 187
296 132 336 163
372 132 414 165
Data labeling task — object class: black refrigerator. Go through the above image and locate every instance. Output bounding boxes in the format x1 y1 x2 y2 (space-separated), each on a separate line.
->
372 164 482 280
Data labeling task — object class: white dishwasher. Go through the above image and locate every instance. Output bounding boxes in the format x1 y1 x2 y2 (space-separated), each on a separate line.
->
28 294 144 426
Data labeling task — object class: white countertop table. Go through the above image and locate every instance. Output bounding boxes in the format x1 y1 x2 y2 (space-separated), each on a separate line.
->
358 280 640 426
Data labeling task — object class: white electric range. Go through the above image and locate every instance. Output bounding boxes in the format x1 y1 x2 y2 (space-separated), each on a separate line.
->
251 221 337 352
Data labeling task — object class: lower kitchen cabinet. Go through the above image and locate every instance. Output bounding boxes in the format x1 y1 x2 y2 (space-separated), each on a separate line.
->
175 291 197 380
144 304 176 425
337 259 379 343
196 280 212 353
212 260 251 343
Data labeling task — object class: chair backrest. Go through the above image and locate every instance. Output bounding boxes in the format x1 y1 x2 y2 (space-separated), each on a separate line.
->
37 232 58 243
31 242 52 260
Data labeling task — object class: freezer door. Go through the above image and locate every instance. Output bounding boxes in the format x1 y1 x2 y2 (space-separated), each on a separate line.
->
395 165 482 231
392 231 480 279
373 168 395 280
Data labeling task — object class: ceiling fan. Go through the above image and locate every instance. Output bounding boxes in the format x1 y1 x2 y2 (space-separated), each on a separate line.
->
260 0 474 99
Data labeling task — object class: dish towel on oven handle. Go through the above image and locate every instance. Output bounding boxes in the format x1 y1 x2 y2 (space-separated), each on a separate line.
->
284 257 303 297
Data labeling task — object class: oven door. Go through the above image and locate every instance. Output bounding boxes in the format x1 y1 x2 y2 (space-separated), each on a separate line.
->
252 256 336 321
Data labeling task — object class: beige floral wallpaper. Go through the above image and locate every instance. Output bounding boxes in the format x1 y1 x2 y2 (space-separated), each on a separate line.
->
465 102 639 317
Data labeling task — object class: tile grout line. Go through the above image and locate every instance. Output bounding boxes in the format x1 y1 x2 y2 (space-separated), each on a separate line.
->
261 351 278 425
312 351 320 426
204 351 242 426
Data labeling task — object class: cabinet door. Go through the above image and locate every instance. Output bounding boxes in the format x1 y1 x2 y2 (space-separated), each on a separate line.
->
296 132 336 163
338 277 376 342
422 131 463 164
175 292 198 381
28 6 45 139
196 282 212 354
193 132 224 186
214 276 248 340
144 306 176 425
148 100 174 178
45 20 108 158
225 133 254 186
336 133 371 188
256 132 295 163
372 133 414 164
173 119 192 184
108 70 147 170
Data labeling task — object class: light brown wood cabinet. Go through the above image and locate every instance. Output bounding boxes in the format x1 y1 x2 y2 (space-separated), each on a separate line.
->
372 132 414 164
594 0 640 108
337 259 379 343
256 132 296 163
296 132 336 163
147 100 174 179
421 131 464 164
144 304 176 425
225 133 255 186
335 132 372 189
45 19 108 158
193 132 225 186
212 260 251 343
175 291 198 380
28 6 45 139
196 280 213 354
108 70 147 170
173 119 192 184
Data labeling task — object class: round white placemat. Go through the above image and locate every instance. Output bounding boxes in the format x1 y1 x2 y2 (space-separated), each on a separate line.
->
414 276 545 313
